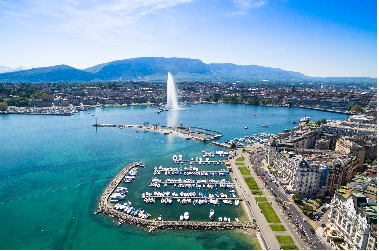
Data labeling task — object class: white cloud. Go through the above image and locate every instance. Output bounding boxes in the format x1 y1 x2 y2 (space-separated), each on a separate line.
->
0 0 193 39
233 0 265 9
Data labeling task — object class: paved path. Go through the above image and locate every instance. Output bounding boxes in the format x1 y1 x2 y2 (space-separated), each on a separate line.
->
231 145 316 250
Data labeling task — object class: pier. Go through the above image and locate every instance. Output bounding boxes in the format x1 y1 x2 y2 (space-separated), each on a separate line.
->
93 124 222 142
95 162 256 233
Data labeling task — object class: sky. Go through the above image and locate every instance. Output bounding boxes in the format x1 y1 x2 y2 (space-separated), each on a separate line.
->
0 0 377 77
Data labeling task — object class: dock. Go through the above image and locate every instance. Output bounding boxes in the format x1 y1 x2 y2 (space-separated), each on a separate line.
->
95 162 256 233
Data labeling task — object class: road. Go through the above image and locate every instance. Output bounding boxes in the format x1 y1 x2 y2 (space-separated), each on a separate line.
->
250 150 328 250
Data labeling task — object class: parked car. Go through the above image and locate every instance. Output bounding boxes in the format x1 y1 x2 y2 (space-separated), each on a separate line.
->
282 206 287 210
310 229 315 234
294 222 299 227
321 224 326 228
287 213 292 217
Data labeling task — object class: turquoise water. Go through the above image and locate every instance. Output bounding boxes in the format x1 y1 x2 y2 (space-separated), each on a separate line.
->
0 104 348 249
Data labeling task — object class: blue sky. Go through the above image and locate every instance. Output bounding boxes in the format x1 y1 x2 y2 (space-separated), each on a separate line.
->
0 0 377 77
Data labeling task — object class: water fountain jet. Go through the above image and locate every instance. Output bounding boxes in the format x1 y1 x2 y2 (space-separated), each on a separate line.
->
167 72 180 110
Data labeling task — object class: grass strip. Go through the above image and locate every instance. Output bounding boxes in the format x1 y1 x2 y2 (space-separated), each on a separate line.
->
276 236 294 244
236 162 245 165
244 177 260 190
270 225 286 231
258 202 281 223
252 191 263 195
281 245 299 250
255 197 268 202
238 166 251 175
236 157 245 161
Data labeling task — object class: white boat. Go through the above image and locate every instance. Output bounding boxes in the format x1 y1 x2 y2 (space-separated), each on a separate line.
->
173 155 178 161
180 215 184 221
178 155 183 161
209 209 215 221
235 200 240 206
184 212 189 220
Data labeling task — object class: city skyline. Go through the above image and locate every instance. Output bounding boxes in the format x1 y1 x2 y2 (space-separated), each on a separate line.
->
0 0 377 78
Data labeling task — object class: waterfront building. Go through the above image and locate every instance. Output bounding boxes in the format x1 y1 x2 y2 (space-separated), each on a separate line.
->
266 146 359 197
328 175 377 250
321 119 377 141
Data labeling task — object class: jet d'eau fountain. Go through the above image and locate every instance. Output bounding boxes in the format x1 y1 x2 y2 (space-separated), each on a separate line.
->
167 72 180 110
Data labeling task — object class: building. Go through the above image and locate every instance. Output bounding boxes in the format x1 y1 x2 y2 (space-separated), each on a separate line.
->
335 137 366 168
315 138 330 150
328 175 377 250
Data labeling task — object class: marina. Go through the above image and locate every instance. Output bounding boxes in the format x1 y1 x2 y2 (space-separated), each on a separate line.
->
95 162 256 233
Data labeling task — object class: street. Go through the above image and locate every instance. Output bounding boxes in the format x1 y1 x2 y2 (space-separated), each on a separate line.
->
250 150 328 250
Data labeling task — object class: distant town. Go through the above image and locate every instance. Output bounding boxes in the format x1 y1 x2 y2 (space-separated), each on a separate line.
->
0 81 377 115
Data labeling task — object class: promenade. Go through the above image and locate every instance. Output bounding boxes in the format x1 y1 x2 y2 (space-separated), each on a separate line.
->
229 144 310 250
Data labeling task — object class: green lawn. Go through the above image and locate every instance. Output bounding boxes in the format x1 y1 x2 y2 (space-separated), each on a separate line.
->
258 202 281 223
255 197 268 202
238 166 251 175
236 157 245 161
236 162 245 165
276 236 294 244
251 191 263 195
244 177 260 190
242 150 251 153
270 225 286 231
281 245 299 250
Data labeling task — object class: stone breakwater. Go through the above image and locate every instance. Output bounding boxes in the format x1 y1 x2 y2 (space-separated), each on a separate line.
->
95 162 257 233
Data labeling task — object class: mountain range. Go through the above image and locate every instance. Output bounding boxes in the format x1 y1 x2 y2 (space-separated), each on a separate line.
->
0 57 376 83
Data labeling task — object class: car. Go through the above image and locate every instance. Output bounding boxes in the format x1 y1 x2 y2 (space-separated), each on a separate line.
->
310 229 315 234
321 224 326 228
287 213 292 217
282 206 287 210
294 222 299 227
302 217 306 222
274 193 277 197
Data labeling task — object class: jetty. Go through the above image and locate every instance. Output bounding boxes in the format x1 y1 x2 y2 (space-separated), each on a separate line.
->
95 162 256 233
93 124 222 142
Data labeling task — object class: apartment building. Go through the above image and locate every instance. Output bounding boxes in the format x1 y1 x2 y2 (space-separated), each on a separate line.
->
328 175 377 250
335 137 366 168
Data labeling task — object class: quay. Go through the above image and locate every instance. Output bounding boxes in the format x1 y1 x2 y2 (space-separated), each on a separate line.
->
95 162 256 233
93 124 222 142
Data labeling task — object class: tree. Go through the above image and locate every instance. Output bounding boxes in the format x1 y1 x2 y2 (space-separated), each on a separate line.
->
301 204 314 214
347 106 352 111
293 194 303 204
315 199 323 206
320 136 328 140
231 142 236 149
351 104 363 112
321 119 327 124
315 120 322 126
0 102 8 111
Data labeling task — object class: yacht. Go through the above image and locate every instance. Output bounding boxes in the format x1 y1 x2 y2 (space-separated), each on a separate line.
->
235 200 240 206
184 212 189 220
209 209 215 221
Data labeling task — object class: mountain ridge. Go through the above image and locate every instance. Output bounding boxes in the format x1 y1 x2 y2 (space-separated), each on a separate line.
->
0 57 376 83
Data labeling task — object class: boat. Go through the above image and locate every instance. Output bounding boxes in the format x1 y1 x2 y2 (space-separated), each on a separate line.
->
262 125 269 127
235 200 240 206
184 212 189 220
245 127 248 129
180 215 184 221
209 209 215 221
253 114 256 116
